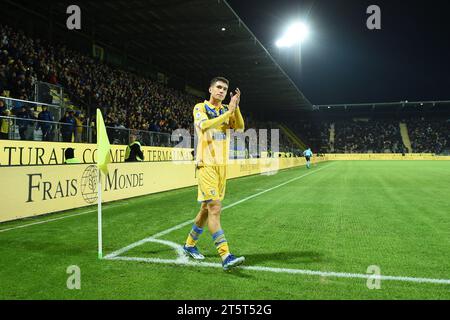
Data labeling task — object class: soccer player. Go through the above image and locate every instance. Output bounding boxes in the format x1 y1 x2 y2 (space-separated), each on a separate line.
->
303 147 313 169
183 76 245 271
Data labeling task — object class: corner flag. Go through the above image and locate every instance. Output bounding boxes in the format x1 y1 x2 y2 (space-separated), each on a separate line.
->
96 108 110 260
96 109 111 174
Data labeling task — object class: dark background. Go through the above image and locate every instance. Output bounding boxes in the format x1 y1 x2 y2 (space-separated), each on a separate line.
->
227 0 450 105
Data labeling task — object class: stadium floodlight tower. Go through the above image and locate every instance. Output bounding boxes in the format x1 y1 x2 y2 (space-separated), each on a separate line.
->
275 21 310 77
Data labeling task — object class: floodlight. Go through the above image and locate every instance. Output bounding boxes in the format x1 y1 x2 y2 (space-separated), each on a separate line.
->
276 22 309 48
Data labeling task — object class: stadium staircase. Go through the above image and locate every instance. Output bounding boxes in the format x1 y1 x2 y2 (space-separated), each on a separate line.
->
278 124 307 150
399 122 413 153
330 123 335 152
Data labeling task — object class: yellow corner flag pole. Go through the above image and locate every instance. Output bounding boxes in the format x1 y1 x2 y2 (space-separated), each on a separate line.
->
96 108 111 259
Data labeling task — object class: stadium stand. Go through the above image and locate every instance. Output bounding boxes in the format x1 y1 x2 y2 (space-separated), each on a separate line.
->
0 24 196 135
0 24 301 154
284 117 448 155
407 118 449 154
333 120 405 154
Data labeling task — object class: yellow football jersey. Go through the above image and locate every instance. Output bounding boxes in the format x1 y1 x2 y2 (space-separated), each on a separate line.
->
193 101 231 166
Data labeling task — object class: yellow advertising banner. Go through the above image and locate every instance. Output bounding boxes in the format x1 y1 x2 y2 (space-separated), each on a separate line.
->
0 140 193 166
0 156 327 222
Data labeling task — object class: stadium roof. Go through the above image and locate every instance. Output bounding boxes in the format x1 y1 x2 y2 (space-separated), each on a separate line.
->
3 0 313 111
313 100 450 112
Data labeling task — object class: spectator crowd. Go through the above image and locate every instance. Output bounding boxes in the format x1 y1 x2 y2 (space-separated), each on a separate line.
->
1 23 302 152
0 24 196 137
408 118 449 154
333 120 405 153
287 119 448 154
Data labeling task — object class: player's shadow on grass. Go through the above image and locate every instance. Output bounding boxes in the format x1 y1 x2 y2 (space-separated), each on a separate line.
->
223 268 255 279
142 248 173 254
243 251 327 265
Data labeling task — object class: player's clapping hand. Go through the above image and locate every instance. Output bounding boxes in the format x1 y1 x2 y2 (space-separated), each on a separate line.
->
233 88 241 107
229 88 241 113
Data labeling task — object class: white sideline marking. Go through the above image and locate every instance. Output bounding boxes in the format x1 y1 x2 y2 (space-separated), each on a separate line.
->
104 163 335 260
0 203 127 233
0 210 97 233
104 240 450 285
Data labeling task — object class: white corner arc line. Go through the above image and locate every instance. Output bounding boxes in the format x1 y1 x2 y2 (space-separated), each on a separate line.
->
104 163 336 260
149 238 189 263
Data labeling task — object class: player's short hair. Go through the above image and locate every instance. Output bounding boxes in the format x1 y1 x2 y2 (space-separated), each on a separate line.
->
210 76 229 88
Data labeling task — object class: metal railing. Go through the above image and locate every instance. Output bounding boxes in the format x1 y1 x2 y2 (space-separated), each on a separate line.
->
35 81 64 107
0 115 178 147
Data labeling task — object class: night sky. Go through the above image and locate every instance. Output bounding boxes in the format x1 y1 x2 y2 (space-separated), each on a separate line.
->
226 0 450 105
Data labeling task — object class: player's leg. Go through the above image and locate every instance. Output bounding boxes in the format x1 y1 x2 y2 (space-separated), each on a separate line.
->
183 201 208 260
208 165 227 239
207 200 245 270
206 200 229 258
183 166 214 260
185 202 208 246
194 202 209 228
208 166 245 270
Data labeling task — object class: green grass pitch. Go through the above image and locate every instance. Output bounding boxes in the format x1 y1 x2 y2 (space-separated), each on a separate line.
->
1 160 449 299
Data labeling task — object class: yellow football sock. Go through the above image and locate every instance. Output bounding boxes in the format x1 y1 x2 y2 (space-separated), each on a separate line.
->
212 230 230 260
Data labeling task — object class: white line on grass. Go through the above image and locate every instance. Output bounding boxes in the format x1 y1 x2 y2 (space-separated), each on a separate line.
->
0 202 127 233
105 237 450 285
105 255 450 285
104 163 336 259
